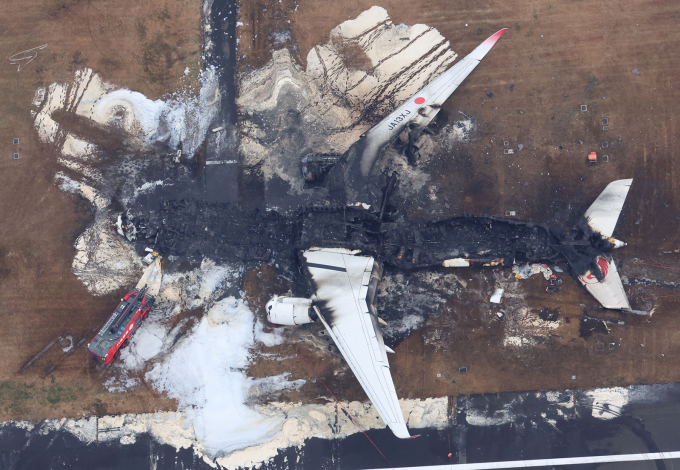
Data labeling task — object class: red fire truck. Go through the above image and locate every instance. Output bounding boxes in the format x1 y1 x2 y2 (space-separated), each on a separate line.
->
87 288 155 364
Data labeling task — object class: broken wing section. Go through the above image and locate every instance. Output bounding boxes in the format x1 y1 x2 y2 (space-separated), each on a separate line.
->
358 28 508 178
578 258 631 310
585 179 633 238
303 249 410 438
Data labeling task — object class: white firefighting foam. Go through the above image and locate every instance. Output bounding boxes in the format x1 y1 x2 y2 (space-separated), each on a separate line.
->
33 66 219 158
33 66 219 294
237 6 466 192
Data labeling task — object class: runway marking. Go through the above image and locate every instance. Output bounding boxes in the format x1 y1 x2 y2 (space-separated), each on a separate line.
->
9 44 47 71
360 451 680 470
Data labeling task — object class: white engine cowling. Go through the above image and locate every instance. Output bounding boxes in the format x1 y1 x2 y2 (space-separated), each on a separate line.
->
266 296 315 325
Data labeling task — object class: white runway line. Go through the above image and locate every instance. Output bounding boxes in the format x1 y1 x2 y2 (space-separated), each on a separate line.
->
361 451 680 470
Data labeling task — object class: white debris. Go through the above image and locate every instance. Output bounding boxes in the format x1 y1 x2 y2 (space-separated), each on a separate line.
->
490 288 505 303
512 263 553 280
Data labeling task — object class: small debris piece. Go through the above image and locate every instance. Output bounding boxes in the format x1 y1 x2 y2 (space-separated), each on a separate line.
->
546 274 563 294
505 211 516 217
513 263 552 280
504 149 514 154
603 126 608 130
601 141 609 148
602 118 608 125
496 311 505 319
211 126 224 133
486 91 495 100
437 373 441 377
581 105 587 111
518 144 524 151
602 96 606 100
632 68 640 75
572 375 577 380
13 153 19 159
13 138 19 144
602 155 609 162
490 288 504 303
588 151 598 162
459 367 468 374
539 309 560 321
504 141 509 146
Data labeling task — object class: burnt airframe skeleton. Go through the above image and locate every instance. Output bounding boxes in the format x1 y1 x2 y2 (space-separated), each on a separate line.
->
122 29 634 438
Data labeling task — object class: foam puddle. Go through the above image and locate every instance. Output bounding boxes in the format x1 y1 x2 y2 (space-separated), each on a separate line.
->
145 297 288 455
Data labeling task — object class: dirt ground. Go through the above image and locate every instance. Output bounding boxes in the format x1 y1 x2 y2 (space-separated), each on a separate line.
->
0 0 201 420
2 0 680 424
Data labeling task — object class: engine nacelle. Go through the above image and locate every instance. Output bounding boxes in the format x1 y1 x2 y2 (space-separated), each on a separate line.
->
266 296 315 325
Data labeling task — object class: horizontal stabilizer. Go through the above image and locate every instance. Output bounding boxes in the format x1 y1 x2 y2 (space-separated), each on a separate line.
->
585 179 633 237
578 258 631 310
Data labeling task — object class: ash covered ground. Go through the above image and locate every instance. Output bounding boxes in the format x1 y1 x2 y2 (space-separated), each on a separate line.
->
4 0 680 467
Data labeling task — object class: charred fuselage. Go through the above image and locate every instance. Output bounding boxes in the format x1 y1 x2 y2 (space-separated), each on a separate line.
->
122 199 613 284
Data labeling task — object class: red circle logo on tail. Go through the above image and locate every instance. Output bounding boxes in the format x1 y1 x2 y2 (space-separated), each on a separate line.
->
597 258 609 278
414 97 425 105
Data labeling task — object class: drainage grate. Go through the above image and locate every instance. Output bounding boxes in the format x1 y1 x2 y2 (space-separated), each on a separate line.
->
13 153 19 160
581 105 587 111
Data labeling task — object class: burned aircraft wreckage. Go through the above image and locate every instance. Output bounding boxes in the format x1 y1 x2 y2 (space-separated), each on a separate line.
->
120 26 630 308
121 179 624 291
117 29 635 438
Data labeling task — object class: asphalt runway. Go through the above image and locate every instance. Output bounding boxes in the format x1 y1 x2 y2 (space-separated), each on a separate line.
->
3 382 680 470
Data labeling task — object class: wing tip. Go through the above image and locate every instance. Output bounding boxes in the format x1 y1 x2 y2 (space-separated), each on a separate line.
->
389 422 411 439
483 28 509 46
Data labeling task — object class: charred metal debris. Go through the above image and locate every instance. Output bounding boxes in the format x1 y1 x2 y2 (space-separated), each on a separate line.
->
121 182 617 283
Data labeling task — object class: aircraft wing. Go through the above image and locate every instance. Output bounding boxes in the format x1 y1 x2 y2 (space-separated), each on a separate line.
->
302 248 410 438
358 28 508 178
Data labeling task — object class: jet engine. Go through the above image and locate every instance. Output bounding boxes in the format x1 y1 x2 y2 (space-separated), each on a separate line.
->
266 296 315 325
